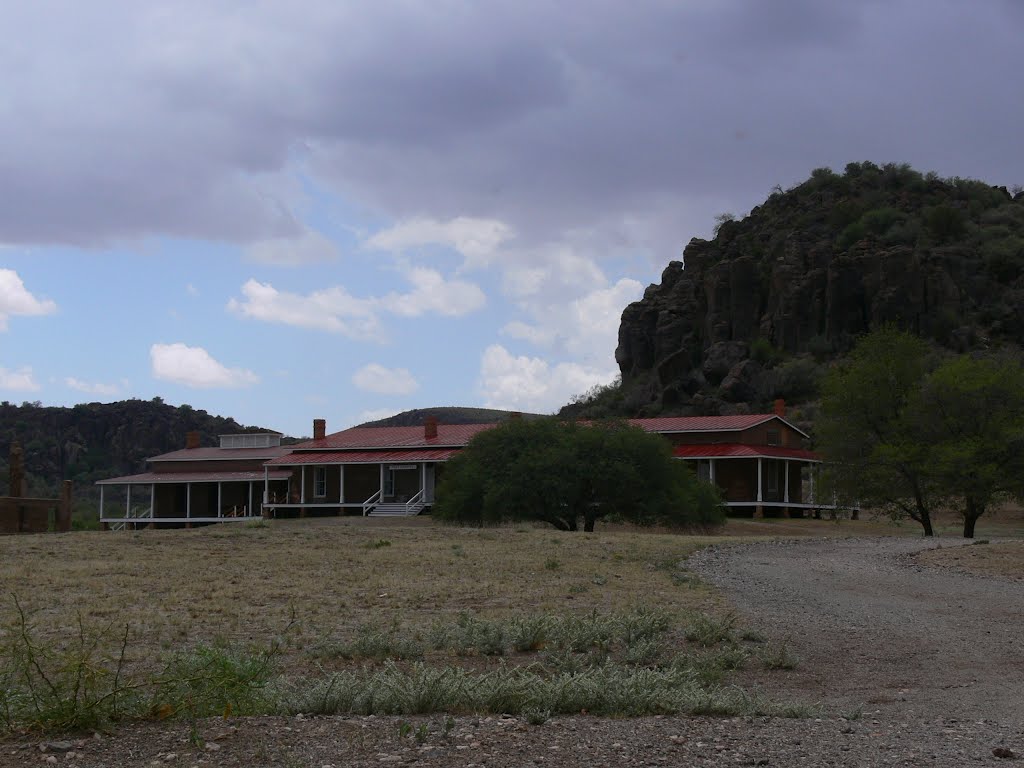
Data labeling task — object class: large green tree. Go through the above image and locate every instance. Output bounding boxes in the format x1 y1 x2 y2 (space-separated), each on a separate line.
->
816 327 942 536
817 327 1024 537
434 418 723 532
909 354 1024 537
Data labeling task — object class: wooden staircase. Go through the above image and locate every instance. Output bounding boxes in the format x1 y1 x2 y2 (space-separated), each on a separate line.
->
368 502 426 517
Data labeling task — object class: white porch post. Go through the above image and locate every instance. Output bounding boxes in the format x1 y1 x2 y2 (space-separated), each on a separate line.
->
186 483 192 518
99 485 104 520
217 482 223 517
709 458 716 485
300 466 306 504
380 464 385 495
809 467 816 504
263 466 269 505
783 461 790 503
150 483 155 518
339 464 345 505
756 458 763 503
126 484 131 518
421 463 426 494
248 481 253 516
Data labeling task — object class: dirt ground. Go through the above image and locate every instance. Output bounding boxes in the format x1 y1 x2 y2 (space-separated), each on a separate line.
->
2 516 1023 766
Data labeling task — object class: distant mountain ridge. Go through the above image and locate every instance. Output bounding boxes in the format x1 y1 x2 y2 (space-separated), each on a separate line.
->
0 398 279 509
357 407 544 428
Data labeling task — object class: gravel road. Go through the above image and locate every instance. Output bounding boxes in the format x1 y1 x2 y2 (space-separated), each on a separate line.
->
7 537 1022 767
687 536 1024 723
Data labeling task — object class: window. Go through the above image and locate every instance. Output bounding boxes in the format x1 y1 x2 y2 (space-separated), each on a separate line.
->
766 429 781 447
313 467 327 498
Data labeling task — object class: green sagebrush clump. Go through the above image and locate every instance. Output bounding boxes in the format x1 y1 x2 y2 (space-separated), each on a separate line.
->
0 596 283 734
1 601 810 734
280 660 814 719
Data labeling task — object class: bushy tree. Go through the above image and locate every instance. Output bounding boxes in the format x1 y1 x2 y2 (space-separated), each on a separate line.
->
817 327 1024 537
816 327 942 535
908 354 1024 537
434 419 723 532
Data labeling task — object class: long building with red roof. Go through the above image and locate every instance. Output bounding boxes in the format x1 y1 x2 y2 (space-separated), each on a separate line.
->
96 404 828 528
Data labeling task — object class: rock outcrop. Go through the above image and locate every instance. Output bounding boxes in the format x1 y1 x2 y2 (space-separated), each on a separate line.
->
607 163 1024 417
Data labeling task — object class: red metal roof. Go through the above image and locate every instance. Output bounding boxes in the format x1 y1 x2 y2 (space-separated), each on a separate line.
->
97 470 293 485
290 423 496 450
266 448 459 466
291 413 806 453
629 414 809 437
148 446 292 462
672 443 821 461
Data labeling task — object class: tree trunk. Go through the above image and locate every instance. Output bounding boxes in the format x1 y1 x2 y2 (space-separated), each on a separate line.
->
584 515 596 532
919 513 934 537
962 496 984 539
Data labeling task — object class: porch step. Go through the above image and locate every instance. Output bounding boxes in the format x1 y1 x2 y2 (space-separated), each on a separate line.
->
368 502 426 517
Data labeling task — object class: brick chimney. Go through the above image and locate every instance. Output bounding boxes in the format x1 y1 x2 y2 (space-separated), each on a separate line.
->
773 398 786 418
185 431 201 450
424 416 438 440
313 419 326 441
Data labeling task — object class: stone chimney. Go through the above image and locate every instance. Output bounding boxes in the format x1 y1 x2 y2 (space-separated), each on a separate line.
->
185 431 201 450
313 419 326 441
424 416 438 440
773 398 786 418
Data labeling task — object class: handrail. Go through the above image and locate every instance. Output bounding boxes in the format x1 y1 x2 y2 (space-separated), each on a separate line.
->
404 488 424 515
362 489 382 516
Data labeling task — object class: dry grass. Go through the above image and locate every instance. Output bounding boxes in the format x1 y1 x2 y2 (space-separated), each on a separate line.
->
0 518 722 674
2 507 1018 677
916 540 1024 580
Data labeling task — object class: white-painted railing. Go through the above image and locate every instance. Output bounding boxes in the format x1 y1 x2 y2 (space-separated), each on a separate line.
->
362 489 382 516
404 488 424 515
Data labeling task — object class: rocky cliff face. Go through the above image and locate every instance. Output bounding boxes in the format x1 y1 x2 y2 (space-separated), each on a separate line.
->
607 163 1024 417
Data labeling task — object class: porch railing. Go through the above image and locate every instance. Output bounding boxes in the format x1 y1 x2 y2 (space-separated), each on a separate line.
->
362 489 382 516
404 488 424 515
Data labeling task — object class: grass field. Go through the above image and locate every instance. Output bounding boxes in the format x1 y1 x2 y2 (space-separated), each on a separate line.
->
1 511 1020 733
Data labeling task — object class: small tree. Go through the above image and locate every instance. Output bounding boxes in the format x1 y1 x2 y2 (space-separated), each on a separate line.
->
434 418 723 532
816 327 943 536
908 354 1024 538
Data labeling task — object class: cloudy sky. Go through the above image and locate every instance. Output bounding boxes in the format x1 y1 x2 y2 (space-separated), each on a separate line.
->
1 1 1022 437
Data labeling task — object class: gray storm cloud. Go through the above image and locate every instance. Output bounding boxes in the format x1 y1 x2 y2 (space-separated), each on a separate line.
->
1 0 1020 254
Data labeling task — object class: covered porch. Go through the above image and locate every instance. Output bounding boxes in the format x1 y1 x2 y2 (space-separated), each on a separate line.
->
96 470 291 529
262 449 455 517
675 444 845 518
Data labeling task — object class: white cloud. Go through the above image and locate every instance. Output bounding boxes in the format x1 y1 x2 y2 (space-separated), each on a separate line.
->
501 246 607 300
381 268 486 317
150 343 259 389
227 279 381 339
0 269 57 331
357 408 400 424
352 363 419 395
228 269 485 339
245 229 340 266
366 217 512 268
0 366 40 391
65 377 120 396
478 344 616 413
186 283 199 297
502 277 643 363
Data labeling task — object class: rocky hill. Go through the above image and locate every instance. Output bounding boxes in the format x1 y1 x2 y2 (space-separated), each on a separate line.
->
565 162 1024 422
0 398 278 508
